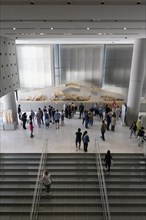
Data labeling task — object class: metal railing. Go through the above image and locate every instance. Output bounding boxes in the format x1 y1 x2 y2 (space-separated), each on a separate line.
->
30 139 48 220
95 139 111 220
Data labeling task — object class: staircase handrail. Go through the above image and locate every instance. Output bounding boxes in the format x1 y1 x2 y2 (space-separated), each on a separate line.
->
30 139 48 220
94 139 111 220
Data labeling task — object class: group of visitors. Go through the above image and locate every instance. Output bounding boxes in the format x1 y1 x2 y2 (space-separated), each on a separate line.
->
129 116 146 146
75 128 90 152
17 104 65 137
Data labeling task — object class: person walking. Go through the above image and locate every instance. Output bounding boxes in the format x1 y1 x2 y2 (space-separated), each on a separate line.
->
104 150 112 174
101 120 107 141
129 121 137 138
40 170 52 195
75 128 82 151
82 131 90 152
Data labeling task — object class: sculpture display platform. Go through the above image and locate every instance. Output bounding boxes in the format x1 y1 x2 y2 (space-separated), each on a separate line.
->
18 82 125 107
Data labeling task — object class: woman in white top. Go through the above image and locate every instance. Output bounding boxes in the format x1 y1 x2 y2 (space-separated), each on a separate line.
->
40 170 52 195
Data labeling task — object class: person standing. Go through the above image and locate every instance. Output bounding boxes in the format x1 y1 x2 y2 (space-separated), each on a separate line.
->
44 111 50 127
17 104 22 120
82 131 90 152
75 128 82 151
104 150 112 174
21 112 27 129
36 110 41 128
101 120 107 141
39 108 44 125
111 112 116 131
29 120 34 138
30 109 35 125
136 116 142 132
79 103 84 119
40 170 52 195
60 110 65 126
54 109 61 129
106 112 112 131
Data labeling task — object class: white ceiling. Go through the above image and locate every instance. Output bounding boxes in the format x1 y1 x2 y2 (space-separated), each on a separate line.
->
0 0 146 44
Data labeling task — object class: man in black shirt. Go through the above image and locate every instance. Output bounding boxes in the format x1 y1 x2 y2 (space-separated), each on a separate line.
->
75 128 82 151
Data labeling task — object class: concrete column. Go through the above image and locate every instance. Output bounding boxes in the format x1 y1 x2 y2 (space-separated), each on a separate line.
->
2 91 18 126
127 38 146 125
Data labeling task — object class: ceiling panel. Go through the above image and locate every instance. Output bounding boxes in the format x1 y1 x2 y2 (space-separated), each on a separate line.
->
0 1 146 43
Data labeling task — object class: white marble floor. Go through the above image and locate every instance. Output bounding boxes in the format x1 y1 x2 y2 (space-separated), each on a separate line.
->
0 113 145 154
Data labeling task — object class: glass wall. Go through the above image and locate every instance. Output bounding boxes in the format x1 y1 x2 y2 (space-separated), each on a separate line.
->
16 44 53 88
58 44 104 88
103 44 133 95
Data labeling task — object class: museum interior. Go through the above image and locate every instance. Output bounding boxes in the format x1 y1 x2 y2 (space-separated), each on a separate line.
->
0 1 146 220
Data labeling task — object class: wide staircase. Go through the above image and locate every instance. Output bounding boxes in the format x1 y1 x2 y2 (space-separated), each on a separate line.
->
0 153 146 220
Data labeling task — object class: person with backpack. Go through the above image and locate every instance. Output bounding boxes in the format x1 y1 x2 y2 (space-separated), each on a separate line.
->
82 131 90 152
129 121 137 138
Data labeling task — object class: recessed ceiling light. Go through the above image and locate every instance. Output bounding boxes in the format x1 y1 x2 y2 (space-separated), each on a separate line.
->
13 27 16 30
87 27 90 30
124 27 127 30
40 33 44 35
98 33 102 35
50 27 53 30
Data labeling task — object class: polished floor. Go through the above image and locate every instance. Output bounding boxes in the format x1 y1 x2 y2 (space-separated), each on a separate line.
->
0 113 145 154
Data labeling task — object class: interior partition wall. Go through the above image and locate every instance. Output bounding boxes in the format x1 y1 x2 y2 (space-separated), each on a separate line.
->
56 44 104 88
102 44 133 95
